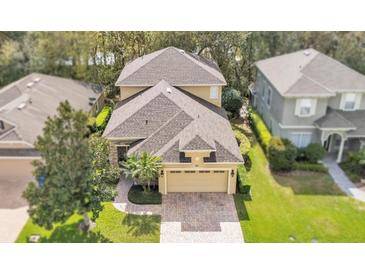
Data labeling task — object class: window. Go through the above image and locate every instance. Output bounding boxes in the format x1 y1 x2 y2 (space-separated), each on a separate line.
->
289 133 312 148
262 80 267 98
210 86 218 99
266 86 272 106
341 93 358 111
295 98 316 117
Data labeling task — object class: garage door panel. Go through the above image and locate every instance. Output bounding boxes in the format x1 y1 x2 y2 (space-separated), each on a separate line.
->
167 170 228 192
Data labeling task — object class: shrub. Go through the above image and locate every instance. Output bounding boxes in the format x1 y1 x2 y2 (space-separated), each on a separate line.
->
268 138 297 172
249 109 272 152
293 162 328 173
339 150 365 183
222 87 243 114
298 143 326 163
95 105 112 131
237 165 249 194
128 185 162 204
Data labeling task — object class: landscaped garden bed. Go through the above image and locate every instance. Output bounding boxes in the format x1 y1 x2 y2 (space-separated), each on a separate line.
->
128 185 162 205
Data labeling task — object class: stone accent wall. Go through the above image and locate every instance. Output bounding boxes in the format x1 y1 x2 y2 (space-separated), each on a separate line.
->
109 142 118 166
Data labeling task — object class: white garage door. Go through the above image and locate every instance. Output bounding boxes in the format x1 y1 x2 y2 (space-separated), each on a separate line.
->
167 170 228 193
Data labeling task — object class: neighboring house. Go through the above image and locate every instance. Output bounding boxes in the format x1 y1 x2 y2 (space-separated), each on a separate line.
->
250 48 365 163
0 73 104 177
104 47 243 194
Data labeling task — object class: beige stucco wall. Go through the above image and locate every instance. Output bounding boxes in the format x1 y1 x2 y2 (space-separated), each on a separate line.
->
177 86 223 107
120 85 223 106
120 86 148 101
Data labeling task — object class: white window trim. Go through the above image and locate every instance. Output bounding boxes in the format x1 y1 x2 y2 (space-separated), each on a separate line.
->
209 86 219 99
295 98 317 117
340 93 362 111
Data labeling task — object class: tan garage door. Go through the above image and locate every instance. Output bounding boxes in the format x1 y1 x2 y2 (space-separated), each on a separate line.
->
167 170 228 193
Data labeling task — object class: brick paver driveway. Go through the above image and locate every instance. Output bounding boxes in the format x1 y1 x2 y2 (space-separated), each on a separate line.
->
160 193 244 243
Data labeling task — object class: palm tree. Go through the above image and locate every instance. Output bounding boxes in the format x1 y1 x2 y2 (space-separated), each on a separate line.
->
121 152 162 192
121 154 139 184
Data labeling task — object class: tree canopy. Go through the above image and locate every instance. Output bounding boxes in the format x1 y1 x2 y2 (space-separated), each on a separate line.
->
2 31 365 97
23 101 119 230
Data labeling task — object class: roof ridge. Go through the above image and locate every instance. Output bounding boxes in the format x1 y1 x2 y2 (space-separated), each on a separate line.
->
128 109 189 154
283 50 323 96
177 48 226 84
120 48 170 85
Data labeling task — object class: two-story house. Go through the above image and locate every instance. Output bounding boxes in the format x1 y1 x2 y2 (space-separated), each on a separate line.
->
103 47 243 194
250 48 365 163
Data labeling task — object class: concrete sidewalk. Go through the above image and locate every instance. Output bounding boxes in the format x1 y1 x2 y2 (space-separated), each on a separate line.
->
324 158 365 202
0 207 28 243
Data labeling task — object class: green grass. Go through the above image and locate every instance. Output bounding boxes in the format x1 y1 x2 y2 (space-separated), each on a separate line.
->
128 185 162 204
234 142 365 243
16 203 160 243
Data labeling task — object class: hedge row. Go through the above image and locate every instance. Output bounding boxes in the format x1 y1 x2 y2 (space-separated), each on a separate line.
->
237 165 251 194
95 105 112 131
249 109 272 152
293 162 328 173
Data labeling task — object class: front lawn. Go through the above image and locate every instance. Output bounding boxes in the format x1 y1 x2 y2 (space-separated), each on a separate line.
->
16 202 160 243
234 143 365 242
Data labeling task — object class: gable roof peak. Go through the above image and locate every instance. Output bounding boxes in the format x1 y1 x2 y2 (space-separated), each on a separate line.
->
115 46 226 86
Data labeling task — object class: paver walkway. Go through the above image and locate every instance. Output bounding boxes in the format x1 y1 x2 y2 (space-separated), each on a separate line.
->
324 157 365 202
113 177 244 243
113 177 161 215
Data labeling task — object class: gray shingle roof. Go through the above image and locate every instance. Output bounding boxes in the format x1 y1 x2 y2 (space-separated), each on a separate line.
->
256 48 365 97
115 47 226 86
314 108 365 137
314 108 356 129
0 73 102 145
104 80 242 163
182 135 215 151
0 148 40 157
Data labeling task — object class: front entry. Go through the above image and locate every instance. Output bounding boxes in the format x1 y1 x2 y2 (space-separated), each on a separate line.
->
167 170 228 193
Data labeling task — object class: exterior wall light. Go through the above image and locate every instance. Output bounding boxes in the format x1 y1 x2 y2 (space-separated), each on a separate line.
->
160 170 164 177
231 169 235 177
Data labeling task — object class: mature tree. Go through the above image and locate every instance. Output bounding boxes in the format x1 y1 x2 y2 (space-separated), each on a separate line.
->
222 87 243 114
23 101 119 231
121 152 161 192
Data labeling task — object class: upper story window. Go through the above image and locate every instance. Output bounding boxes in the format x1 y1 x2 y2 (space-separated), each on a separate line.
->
262 79 267 98
340 93 360 111
266 86 272 106
295 98 317 117
210 86 219 99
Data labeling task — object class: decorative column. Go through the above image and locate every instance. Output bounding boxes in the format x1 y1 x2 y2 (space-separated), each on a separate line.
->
337 135 345 163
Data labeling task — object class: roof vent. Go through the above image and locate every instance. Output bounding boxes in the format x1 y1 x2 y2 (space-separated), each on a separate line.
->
166 88 172 93
34 77 41 83
303 50 311 56
17 103 27 110
145 120 148 125
26 82 34 88
179 49 185 54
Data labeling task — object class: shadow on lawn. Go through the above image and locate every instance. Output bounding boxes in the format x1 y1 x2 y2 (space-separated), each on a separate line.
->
122 214 160 237
273 172 345 196
234 194 251 221
37 223 112 243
